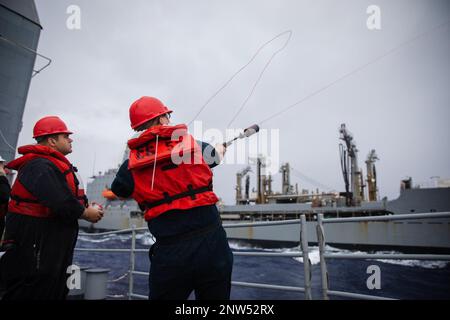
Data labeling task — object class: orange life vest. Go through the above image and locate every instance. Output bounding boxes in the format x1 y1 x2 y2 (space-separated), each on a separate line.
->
128 124 219 221
6 145 87 218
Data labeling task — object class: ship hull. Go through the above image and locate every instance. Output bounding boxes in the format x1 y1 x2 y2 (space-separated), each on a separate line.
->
79 206 145 231
80 187 450 252
223 218 450 252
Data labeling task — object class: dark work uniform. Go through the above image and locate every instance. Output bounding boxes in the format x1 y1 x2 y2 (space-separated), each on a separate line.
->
0 175 10 240
0 158 85 300
112 142 233 300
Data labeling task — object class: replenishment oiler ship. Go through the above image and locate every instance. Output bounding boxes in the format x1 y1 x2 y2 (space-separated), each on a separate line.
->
79 124 450 253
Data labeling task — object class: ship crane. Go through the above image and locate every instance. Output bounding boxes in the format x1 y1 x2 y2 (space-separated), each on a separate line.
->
339 124 365 206
235 166 252 204
279 163 294 195
366 149 379 201
247 155 273 204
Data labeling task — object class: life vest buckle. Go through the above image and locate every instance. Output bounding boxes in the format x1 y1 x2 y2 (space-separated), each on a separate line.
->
187 184 196 200
163 192 172 204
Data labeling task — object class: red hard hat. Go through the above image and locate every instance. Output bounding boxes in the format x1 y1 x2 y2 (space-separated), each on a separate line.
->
33 116 73 138
129 96 172 130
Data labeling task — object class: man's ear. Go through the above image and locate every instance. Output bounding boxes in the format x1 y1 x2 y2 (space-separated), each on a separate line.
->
47 136 57 147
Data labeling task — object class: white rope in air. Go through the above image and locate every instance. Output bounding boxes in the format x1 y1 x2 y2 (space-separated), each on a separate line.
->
188 30 292 126
257 20 450 125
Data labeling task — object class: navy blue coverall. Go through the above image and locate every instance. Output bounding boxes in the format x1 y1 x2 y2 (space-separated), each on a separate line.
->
0 175 10 240
0 158 85 300
111 141 233 300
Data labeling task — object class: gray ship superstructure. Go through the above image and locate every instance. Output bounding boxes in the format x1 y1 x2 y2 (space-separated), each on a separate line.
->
0 0 43 165
79 167 144 231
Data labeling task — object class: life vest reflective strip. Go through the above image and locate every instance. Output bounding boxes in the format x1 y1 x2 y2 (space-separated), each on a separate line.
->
7 147 87 218
128 125 218 221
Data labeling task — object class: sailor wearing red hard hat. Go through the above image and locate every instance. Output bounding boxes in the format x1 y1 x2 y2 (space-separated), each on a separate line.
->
0 116 103 300
112 96 233 300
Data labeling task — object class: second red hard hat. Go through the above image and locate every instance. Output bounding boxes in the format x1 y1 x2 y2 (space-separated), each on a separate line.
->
129 96 172 130
33 116 73 138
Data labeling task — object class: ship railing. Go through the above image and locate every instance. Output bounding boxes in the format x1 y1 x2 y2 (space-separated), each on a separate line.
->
77 226 149 299
75 211 450 300
222 216 312 299
316 211 450 300
76 216 313 300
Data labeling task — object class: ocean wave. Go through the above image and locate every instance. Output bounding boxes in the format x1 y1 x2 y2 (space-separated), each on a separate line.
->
138 232 155 246
77 230 152 244
373 258 448 269
228 241 449 269
228 241 322 265
326 248 449 269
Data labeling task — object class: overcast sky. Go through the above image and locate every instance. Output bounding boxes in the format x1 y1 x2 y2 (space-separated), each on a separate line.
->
19 0 450 204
